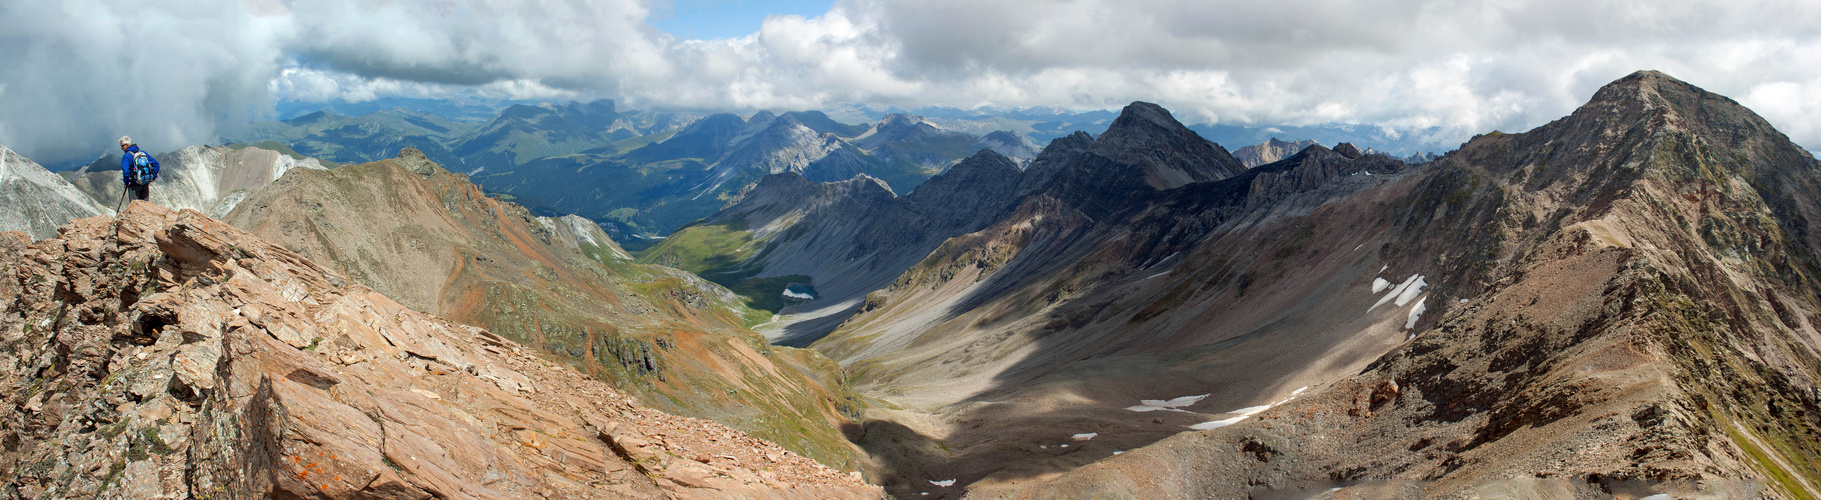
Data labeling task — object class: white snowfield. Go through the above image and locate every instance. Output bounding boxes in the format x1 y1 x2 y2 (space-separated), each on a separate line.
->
1370 270 1431 331
1124 394 1209 412
1071 432 1098 441
1188 387 1310 430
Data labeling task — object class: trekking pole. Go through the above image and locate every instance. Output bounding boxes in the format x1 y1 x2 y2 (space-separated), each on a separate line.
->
110 186 128 251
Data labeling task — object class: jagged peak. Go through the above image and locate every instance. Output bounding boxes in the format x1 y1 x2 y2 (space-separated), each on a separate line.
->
833 172 897 197
1047 131 1095 152
1108 101 1184 132
1576 70 1760 132
1092 101 1247 185
945 149 1020 177
1333 142 1363 159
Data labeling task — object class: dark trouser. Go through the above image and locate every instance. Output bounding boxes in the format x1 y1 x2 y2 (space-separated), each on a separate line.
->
126 183 150 201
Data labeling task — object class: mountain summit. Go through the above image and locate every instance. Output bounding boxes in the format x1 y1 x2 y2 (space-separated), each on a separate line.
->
1090 101 1247 188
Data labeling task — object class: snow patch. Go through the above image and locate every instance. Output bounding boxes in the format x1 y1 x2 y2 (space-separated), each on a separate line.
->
1230 404 1272 416
1187 387 1310 430
929 479 955 487
1370 274 1420 310
1393 276 1426 306
1189 415 1248 430
1371 277 1391 293
1071 433 1097 441
783 290 816 300
1405 297 1427 329
1125 394 1208 412
1112 450 1124 455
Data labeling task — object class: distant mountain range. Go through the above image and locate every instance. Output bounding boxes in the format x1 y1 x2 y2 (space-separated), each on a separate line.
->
221 100 1442 243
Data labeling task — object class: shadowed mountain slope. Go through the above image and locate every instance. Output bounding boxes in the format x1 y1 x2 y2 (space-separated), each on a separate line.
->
646 102 1251 351
966 71 1821 498
222 148 869 469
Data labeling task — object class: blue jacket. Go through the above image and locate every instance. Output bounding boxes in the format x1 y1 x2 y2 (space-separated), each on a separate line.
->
121 145 160 185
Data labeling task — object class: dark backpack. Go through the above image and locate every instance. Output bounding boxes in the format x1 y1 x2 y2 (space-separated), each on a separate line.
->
130 151 156 185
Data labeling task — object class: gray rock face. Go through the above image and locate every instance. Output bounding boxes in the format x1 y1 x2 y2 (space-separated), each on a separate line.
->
0 144 109 240
66 145 326 218
1232 137 1318 168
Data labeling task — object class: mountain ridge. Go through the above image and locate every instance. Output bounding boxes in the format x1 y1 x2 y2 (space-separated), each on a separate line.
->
962 69 1821 498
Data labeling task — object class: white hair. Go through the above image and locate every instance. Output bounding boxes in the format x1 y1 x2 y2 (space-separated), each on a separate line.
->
118 135 133 147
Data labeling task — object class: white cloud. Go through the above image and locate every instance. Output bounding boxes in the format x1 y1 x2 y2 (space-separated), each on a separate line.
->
4 0 1821 164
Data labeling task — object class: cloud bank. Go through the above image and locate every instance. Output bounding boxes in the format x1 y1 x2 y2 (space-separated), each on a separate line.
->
3 0 1819 164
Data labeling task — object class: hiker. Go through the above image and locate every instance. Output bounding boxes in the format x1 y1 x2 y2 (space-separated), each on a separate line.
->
118 136 159 202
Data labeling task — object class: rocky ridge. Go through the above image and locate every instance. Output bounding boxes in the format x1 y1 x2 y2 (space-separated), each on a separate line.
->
0 202 880 499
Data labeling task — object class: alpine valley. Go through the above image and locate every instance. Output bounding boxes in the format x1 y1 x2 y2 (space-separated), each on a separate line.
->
0 70 1815 500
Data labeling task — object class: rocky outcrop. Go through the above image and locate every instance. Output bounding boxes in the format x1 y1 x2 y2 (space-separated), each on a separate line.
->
0 144 108 240
66 145 327 219
1231 137 1317 168
0 202 881 499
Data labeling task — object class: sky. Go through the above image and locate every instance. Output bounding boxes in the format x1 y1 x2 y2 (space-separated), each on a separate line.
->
2 0 1819 165
651 0 833 40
